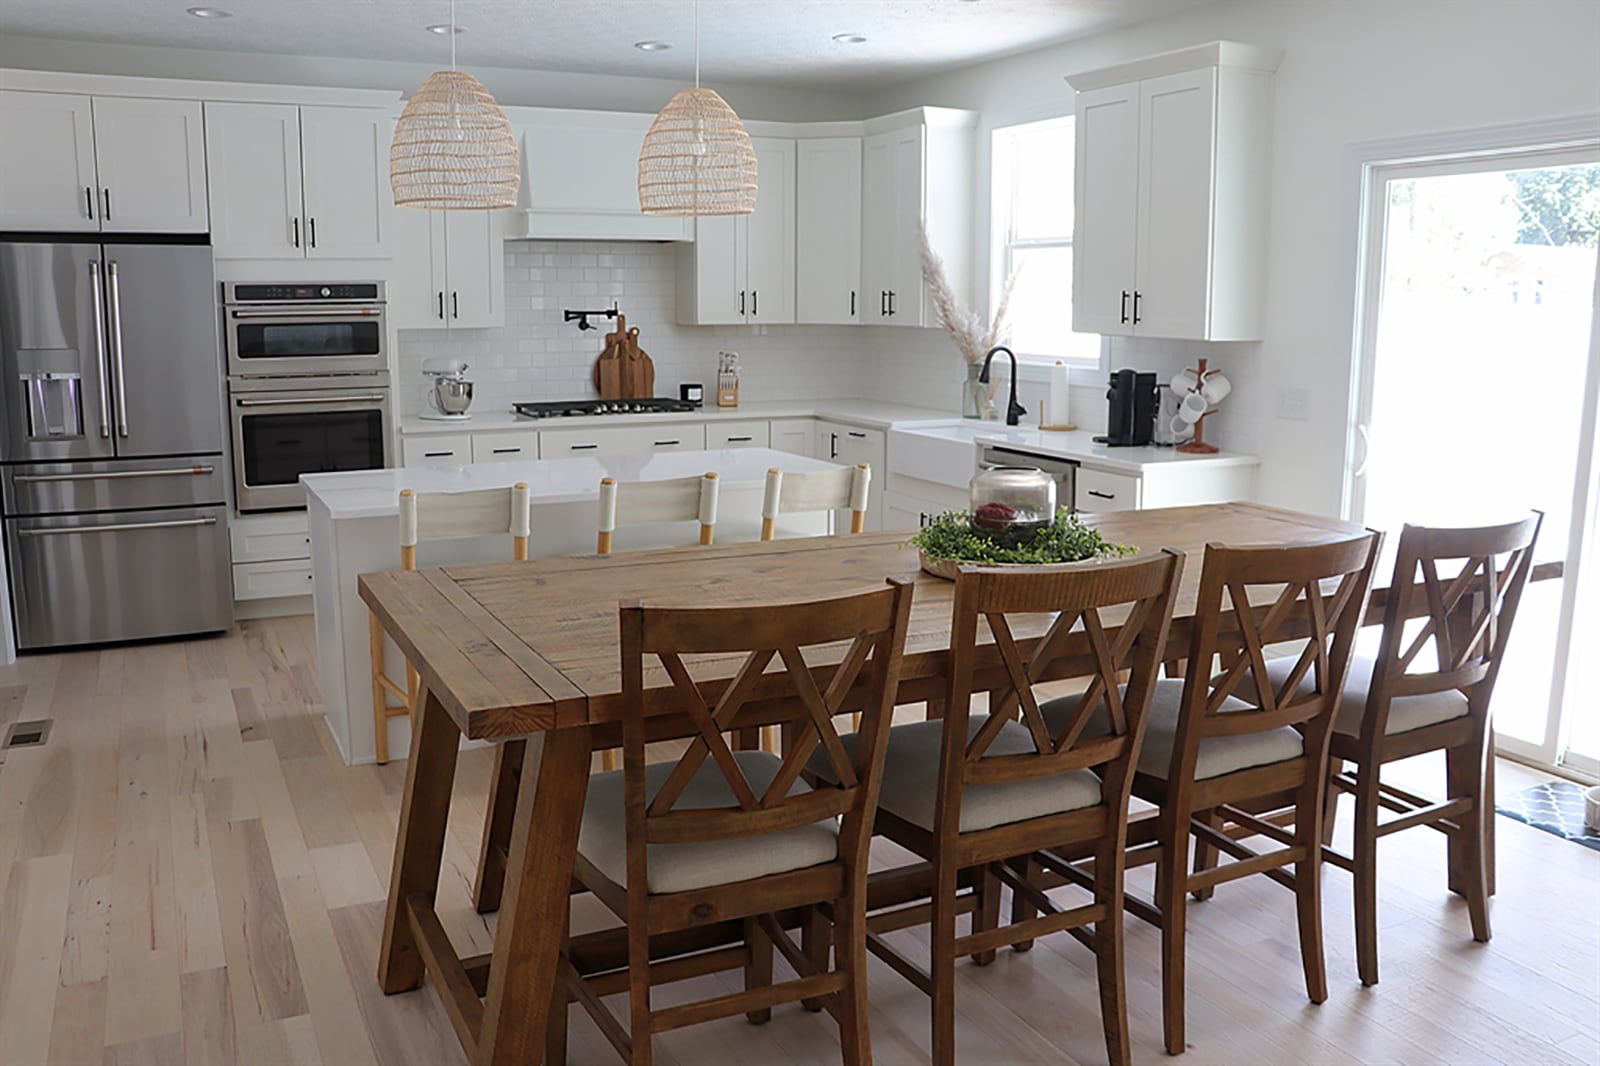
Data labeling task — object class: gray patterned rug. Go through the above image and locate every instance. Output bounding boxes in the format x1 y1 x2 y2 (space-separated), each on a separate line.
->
1497 780 1600 852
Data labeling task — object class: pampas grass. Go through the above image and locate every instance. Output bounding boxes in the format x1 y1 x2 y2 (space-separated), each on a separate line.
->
920 225 1019 365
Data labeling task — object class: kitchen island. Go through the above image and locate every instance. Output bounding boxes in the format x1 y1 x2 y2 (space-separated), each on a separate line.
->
303 447 842 764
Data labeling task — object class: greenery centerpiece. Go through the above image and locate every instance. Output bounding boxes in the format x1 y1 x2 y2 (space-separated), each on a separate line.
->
909 507 1135 579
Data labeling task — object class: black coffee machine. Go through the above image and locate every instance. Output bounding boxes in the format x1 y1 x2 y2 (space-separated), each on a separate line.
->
1094 369 1158 446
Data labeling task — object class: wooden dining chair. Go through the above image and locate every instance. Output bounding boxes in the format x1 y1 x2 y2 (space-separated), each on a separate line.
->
1054 534 1380 1056
810 552 1184 1066
1269 513 1540 987
760 462 872 539
546 577 915 1066
597 471 720 555
369 482 530 765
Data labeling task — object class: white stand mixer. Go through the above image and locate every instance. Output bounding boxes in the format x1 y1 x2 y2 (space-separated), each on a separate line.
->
420 357 474 422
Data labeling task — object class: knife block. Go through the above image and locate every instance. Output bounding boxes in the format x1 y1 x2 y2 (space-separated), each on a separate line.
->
716 370 739 408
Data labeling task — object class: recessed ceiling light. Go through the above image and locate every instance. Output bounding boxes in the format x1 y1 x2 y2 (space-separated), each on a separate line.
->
186 6 231 17
832 33 868 45
425 23 465 35
634 40 673 52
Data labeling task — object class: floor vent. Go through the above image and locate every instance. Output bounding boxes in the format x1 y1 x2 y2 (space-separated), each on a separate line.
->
3 720 50 749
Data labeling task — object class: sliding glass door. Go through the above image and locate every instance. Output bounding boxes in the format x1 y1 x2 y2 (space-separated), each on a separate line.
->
1348 145 1600 775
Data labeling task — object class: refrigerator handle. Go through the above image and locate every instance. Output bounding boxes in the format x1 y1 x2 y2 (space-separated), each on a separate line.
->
88 260 112 438
107 261 129 438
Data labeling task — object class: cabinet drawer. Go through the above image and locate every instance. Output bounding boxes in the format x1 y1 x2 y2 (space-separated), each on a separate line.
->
401 433 472 466
1076 467 1141 512
707 421 769 449
640 425 707 453
539 425 707 457
471 431 537 464
229 512 310 563
233 559 313 600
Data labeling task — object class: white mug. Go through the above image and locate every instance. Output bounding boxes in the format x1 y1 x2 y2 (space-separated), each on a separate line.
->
1178 390 1208 423
1169 415 1195 438
1170 369 1197 393
1200 372 1232 405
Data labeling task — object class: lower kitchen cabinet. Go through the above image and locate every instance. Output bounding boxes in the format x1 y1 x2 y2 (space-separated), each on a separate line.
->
1075 466 1143 513
233 559 314 600
770 418 817 458
707 421 770 449
470 431 537 463
813 420 886 531
230 512 313 602
538 424 707 458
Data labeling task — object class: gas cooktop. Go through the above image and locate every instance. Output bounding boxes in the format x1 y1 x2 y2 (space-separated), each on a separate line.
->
512 398 700 419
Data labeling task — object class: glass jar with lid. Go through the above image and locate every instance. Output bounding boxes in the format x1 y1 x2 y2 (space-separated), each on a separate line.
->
968 465 1056 546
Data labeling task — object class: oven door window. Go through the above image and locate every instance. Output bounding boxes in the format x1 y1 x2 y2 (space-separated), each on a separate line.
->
240 409 385 486
234 321 382 360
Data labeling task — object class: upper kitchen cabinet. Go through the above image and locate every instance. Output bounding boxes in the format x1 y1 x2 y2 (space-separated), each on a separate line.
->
512 107 692 241
860 108 977 328
796 137 862 325
677 137 796 325
389 206 507 330
1067 41 1281 341
205 101 392 260
0 91 205 233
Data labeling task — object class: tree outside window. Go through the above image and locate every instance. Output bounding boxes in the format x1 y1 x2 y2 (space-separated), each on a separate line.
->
991 115 1100 365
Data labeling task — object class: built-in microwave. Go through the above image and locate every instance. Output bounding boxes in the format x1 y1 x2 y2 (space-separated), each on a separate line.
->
223 281 387 378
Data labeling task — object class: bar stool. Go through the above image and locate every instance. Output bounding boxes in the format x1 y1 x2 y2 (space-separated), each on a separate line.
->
759 463 871 540
597 471 719 555
369 483 531 765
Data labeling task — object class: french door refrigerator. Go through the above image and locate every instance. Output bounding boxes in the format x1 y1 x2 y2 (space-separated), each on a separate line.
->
0 239 231 649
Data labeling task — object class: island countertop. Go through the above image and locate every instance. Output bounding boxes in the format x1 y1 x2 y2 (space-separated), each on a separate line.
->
301 446 845 520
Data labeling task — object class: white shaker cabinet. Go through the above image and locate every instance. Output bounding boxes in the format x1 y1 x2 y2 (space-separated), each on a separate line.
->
1067 41 1280 341
770 418 817 459
677 137 796 325
206 102 391 260
91 97 208 233
860 109 977 327
0 92 204 233
795 137 862 324
813 420 886 531
0 91 99 231
390 207 507 330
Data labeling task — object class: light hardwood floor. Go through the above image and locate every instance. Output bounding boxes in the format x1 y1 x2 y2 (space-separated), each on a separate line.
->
0 615 1595 1065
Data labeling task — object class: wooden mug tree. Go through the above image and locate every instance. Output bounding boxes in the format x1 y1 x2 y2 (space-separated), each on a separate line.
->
1177 357 1221 454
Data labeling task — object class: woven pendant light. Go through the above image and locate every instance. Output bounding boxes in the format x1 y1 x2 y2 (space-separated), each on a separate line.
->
391 2 520 209
638 1 757 216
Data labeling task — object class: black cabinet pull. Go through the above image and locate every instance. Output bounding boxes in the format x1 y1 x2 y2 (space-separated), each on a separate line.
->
1087 490 1115 500
570 443 598 451
1120 290 1130 324
85 187 94 219
887 290 896 316
1132 291 1141 324
492 447 520 454
829 433 839 459
437 292 445 320
102 188 111 221
880 290 888 316
654 439 680 447
423 451 453 458
452 292 459 319
739 290 746 316
293 217 300 248
727 435 753 443
848 430 866 438
850 290 856 317
308 217 317 248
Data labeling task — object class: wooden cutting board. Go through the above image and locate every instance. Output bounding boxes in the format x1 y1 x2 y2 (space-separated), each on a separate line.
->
622 327 655 399
593 314 627 399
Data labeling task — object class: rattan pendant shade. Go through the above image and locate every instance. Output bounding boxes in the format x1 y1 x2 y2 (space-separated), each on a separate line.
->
638 87 757 215
391 70 520 209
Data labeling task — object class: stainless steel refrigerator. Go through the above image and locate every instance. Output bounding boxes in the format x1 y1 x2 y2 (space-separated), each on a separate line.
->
0 239 232 649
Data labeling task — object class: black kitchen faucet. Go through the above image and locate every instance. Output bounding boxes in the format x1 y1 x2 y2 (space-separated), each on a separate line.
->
979 345 1027 426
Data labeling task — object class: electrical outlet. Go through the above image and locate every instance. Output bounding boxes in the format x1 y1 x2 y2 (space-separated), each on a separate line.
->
1274 386 1311 421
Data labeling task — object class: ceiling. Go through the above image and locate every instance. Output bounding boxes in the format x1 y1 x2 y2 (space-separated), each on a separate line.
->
0 1 1216 90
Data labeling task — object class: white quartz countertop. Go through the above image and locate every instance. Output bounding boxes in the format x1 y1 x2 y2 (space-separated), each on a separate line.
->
302 447 840 520
971 427 1258 473
398 399 955 436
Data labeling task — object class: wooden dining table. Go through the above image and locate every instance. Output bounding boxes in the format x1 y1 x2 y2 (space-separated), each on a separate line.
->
358 500 1424 1066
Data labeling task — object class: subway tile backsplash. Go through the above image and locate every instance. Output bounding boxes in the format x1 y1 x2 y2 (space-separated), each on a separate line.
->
396 241 869 417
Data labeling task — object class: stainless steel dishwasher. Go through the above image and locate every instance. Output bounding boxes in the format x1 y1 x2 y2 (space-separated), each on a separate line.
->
977 445 1079 513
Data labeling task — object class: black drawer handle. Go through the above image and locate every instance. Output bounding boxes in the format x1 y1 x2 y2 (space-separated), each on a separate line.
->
492 447 520 454
727 435 753 443
570 443 599 451
848 431 867 438
423 451 455 458
654 440 680 447
1087 490 1115 500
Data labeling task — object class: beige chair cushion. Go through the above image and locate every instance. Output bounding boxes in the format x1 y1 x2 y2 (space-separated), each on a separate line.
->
579 750 838 896
1263 653 1469 737
1042 678 1303 781
809 718 1104 834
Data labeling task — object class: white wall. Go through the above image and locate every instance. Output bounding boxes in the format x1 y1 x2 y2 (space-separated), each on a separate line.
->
863 0 1600 516
0 35 863 121
398 242 868 416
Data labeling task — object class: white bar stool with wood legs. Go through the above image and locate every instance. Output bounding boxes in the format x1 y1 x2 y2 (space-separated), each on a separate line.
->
369 482 531 765
760 462 871 540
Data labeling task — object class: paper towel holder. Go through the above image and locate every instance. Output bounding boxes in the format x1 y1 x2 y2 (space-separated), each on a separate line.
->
1039 360 1077 431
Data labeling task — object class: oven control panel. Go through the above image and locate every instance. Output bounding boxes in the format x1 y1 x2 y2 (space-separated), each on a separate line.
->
225 282 385 303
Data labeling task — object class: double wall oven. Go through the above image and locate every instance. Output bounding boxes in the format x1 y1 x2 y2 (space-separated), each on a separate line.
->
223 282 393 512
